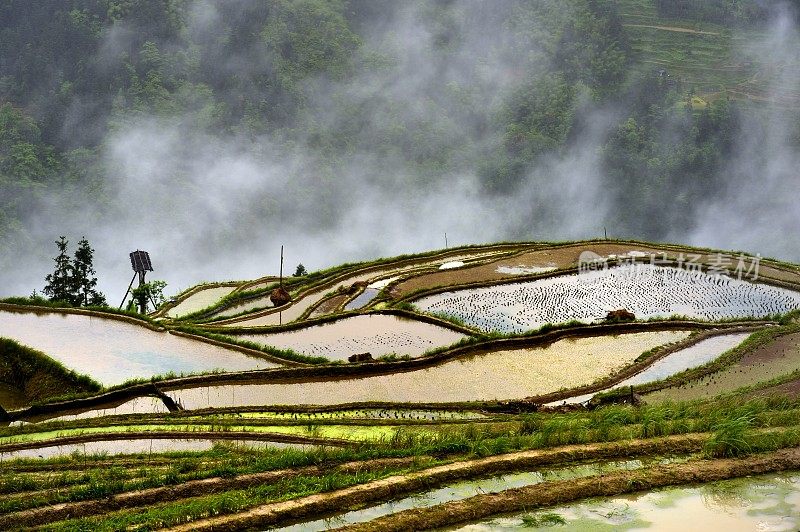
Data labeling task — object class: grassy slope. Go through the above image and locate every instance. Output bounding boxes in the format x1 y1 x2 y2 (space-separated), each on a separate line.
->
0 338 101 408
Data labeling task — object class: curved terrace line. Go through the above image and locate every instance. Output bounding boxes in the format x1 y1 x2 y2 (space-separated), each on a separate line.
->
202 247 522 327
0 430 351 455
4 320 763 422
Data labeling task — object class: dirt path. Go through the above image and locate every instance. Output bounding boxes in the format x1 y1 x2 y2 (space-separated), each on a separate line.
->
337 447 800 531
0 457 422 529
162 434 707 531
623 24 720 35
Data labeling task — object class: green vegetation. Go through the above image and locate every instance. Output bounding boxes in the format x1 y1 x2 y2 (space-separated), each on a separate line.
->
2 0 800 526
522 512 568 527
0 338 101 406
42 236 106 307
4 0 787 273
128 279 168 314
597 324 800 400
1 396 800 529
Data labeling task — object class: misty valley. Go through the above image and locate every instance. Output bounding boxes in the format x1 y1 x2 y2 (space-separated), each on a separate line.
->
2 1 800 530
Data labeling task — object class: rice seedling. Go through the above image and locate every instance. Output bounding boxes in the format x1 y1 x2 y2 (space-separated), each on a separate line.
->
414 265 800 333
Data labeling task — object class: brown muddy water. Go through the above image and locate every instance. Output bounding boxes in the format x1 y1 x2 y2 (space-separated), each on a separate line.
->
0 310 280 386
229 314 467 361
168 331 689 408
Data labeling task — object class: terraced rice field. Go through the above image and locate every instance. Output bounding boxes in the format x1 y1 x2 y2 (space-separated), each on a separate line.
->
648 331 800 403
343 288 380 310
167 331 690 408
554 332 752 405
210 250 513 326
165 285 238 318
0 438 310 460
414 265 800 333
282 456 685 531
465 471 800 530
229 314 467 361
0 423 398 449
44 396 170 422
308 294 350 317
209 293 275 319
5 240 800 530
393 243 668 296
0 310 280 386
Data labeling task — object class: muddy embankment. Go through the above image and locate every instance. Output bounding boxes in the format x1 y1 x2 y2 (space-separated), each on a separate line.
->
0 457 424 529
336 447 800 531
162 434 709 532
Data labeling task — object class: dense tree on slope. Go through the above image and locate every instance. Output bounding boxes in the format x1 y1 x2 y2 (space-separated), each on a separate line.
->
42 236 73 303
42 236 106 306
71 237 106 307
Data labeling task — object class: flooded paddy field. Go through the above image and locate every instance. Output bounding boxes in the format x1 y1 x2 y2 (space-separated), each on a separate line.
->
414 265 800 333
459 471 800 531
0 310 280 386
553 332 753 405
206 294 275 319
344 287 380 310
32 406 488 425
308 294 351 317
393 244 670 296
210 250 513 326
0 422 403 449
40 396 171 422
0 437 315 461
228 314 467 361
281 456 689 531
648 331 800 403
165 285 238 318
167 331 690 408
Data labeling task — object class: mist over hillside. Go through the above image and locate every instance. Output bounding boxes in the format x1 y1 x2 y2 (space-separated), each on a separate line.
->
1 0 799 301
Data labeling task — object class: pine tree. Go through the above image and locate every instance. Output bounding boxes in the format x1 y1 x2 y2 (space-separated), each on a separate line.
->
43 236 74 303
72 237 106 307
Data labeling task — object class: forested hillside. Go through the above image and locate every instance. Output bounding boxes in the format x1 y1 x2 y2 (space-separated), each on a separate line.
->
1 0 798 298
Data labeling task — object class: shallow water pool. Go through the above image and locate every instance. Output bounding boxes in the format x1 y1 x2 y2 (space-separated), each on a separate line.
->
457 471 800 531
0 310 280 386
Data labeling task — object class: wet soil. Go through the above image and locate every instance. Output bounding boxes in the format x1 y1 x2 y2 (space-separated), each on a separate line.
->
0 457 424 529
162 434 708 531
336 447 800 531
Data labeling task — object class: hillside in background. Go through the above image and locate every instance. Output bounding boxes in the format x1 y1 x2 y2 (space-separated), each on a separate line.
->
0 0 798 300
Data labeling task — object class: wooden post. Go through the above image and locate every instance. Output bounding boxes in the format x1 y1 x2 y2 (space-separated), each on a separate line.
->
138 270 147 314
445 233 448 249
280 245 284 287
